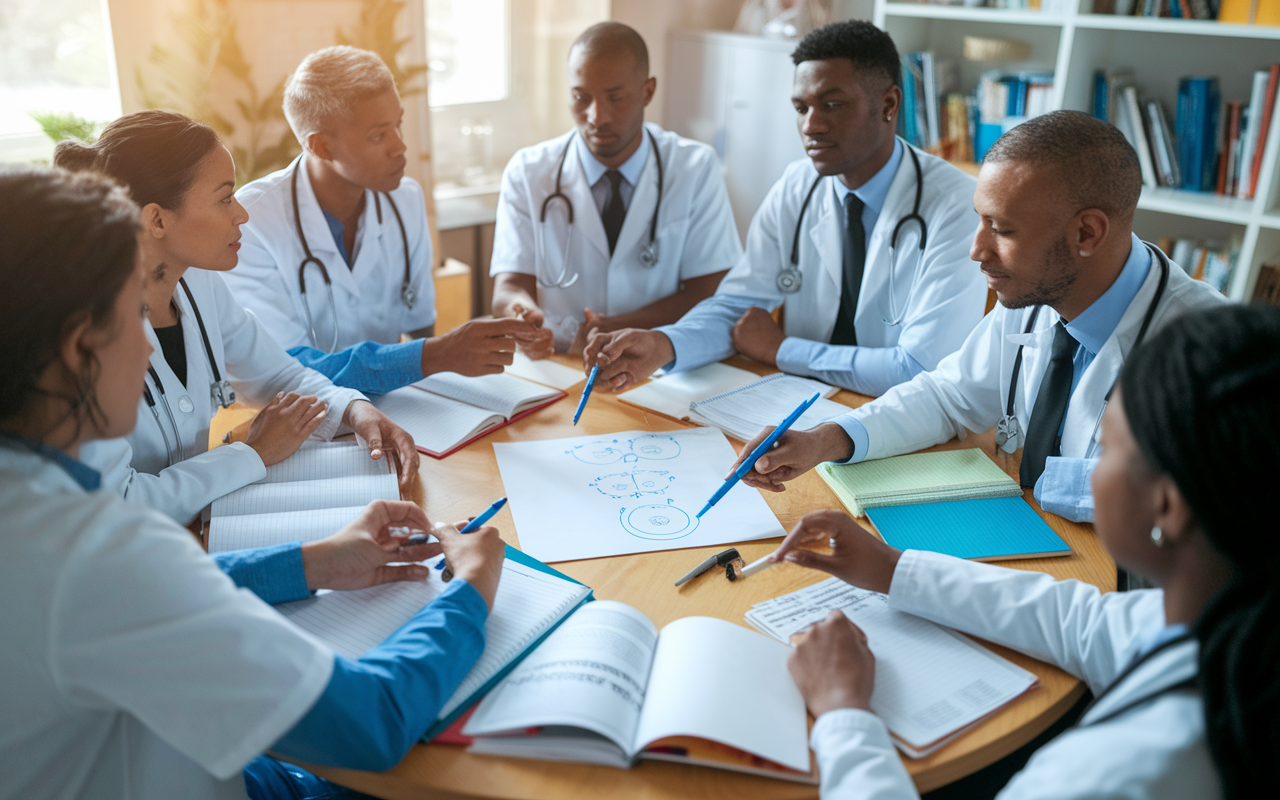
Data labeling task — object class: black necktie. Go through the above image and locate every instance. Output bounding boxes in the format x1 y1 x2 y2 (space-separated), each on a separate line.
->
829 192 866 346
1020 321 1079 488
601 170 626 256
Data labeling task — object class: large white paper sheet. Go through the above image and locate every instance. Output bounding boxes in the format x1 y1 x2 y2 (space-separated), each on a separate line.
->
493 428 786 562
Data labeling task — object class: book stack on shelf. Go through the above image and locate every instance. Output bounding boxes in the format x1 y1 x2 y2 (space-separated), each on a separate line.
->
1250 262 1280 305
1155 237 1240 291
974 70 1055 160
1091 65 1278 199
1092 0 1279 23
897 51 975 163
892 0 1075 11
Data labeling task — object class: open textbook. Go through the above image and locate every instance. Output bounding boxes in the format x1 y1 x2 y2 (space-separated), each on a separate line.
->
746 578 1038 757
373 372 564 458
208 442 399 552
690 374 846 441
463 601 814 782
275 547 591 738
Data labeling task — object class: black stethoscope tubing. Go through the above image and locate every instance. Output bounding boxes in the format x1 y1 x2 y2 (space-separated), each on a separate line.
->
540 129 665 263
144 365 184 466
290 159 414 350
1075 631 1196 729
1000 243 1172 435
783 143 927 294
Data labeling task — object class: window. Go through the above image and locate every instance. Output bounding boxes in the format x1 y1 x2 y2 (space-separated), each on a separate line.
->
426 0 508 108
0 0 120 160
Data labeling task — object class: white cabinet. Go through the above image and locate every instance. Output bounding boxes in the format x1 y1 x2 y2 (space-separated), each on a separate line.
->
666 31 807 240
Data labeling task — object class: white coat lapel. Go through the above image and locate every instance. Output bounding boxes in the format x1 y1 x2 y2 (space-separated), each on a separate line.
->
564 145 611 263
296 157 361 300
858 150 917 321
1081 637 1198 725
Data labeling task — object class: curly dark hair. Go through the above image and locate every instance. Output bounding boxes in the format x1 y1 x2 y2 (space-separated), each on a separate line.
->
790 20 901 88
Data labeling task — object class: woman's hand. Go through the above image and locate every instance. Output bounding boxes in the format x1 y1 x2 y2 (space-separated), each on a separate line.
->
343 399 419 489
244 392 327 466
788 610 877 717
433 519 506 611
771 510 903 594
301 500 442 591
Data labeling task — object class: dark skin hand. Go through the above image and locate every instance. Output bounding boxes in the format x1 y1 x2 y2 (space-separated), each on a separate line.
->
731 306 786 366
725 423 855 492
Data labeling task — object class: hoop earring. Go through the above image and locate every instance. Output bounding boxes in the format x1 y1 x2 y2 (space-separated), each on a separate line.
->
1150 526 1164 547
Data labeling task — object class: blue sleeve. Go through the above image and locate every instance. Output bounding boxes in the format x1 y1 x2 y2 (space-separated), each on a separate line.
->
655 294 768 373
212 542 310 604
287 341 425 396
775 337 926 397
1034 457 1097 523
271 578 489 772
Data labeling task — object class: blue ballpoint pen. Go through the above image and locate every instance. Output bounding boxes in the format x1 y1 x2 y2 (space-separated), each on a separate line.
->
696 392 821 518
573 364 599 426
405 497 509 545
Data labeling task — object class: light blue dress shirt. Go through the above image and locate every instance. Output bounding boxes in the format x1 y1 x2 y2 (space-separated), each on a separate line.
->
575 130 650 218
656 138 925 396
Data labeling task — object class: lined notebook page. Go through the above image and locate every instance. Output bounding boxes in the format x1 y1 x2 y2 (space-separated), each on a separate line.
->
278 572 444 659
373 387 502 454
817 449 1022 516
617 362 759 421
690 374 845 441
208 505 367 551
211 474 399 518
261 442 391 483
416 372 559 418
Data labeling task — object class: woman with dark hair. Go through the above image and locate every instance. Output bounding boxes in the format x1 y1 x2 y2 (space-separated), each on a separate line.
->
0 165 505 799
770 303 1277 799
57 110 419 525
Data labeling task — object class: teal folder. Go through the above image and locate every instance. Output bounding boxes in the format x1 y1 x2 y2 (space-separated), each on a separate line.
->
423 545 594 740
866 496 1071 562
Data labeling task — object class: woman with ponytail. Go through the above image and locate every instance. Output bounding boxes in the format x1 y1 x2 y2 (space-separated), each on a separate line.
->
766 303 1278 799
56 110 419 525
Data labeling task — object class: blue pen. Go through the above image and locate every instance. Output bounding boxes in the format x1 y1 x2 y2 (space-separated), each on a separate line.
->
406 497 509 546
696 392 821 518
573 364 599 426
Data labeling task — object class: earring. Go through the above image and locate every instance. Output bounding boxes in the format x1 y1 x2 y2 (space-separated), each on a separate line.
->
1079 250 1091 257
1150 526 1164 547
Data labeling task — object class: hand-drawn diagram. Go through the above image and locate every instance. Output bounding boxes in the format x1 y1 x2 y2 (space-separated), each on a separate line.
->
568 435 699 541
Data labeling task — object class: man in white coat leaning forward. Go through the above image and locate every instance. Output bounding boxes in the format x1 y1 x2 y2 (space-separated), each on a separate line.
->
490 22 743 358
586 21 988 397
719 110 1227 524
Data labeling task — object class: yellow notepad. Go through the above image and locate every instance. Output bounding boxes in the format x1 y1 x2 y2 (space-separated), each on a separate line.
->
817 448 1022 517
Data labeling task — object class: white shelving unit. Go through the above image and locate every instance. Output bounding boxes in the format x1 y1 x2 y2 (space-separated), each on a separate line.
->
872 0 1280 300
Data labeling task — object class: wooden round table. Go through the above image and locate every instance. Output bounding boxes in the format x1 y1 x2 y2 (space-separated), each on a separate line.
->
302 356 1115 799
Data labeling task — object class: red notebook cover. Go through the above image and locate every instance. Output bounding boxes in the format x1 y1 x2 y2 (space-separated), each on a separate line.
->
417 392 565 459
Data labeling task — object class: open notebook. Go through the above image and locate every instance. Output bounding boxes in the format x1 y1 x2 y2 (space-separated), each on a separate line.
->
208 442 398 553
373 372 565 458
275 546 592 739
745 577 1037 758
462 601 814 783
616 362 761 424
689 374 845 442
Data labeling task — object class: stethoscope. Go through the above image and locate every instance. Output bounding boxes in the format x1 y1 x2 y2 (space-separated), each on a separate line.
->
537 129 665 289
290 159 415 352
1075 630 1196 729
142 278 237 466
780 143 927 328
996 244 1171 455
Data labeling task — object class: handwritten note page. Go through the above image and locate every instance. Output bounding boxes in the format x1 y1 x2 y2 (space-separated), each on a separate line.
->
465 600 659 752
690 374 846 441
493 428 786 563
746 577 1037 753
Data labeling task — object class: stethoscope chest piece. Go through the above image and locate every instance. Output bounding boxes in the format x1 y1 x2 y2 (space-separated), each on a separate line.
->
776 267 802 294
639 240 660 269
995 415 1019 453
401 284 418 310
210 379 237 410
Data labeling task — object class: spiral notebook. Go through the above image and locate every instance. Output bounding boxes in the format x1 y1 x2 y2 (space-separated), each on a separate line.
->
817 448 1023 517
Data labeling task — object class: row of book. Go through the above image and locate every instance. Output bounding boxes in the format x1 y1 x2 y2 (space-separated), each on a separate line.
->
1091 65 1278 198
1155 237 1238 292
1252 262 1280 306
1094 0 1279 23
897 0 1074 10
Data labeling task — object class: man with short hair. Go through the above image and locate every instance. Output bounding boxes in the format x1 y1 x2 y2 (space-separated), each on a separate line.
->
585 21 987 396
490 22 742 357
726 110 1227 521
227 46 537 395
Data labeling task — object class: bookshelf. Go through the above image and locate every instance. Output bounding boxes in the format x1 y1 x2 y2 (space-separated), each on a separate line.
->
872 0 1280 300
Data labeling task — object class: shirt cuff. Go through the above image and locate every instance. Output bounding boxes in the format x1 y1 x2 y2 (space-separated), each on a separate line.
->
212 541 310 605
810 708 918 800
1034 457 1097 523
775 337 820 377
830 415 871 464
650 324 686 373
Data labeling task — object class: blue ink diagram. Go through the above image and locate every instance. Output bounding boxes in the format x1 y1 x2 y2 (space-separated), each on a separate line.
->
566 435 699 541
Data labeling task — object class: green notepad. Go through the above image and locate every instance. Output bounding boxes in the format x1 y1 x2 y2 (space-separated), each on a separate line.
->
867 496 1071 561
817 448 1022 517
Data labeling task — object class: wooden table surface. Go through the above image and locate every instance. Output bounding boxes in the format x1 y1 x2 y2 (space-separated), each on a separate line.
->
286 355 1114 799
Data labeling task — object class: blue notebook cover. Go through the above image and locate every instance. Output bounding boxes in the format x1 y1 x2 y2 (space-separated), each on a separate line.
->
866 496 1071 561
423 544 594 740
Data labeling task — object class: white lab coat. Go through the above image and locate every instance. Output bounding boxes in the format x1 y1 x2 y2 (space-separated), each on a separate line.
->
225 154 436 352
81 269 366 525
713 143 987 372
810 550 1218 799
491 123 743 349
841 244 1227 462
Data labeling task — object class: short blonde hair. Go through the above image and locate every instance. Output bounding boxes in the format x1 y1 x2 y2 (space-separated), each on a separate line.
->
284 46 396 146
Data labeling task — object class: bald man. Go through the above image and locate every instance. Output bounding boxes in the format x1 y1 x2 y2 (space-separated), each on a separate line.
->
725 111 1226 522
490 22 742 357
